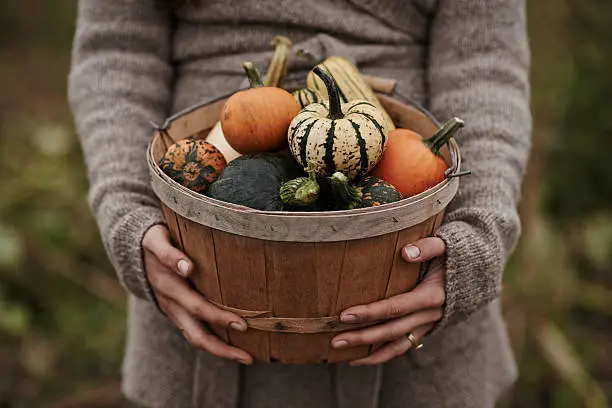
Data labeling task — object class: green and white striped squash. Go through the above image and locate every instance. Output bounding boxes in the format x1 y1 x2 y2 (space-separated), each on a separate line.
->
306 56 395 130
288 67 388 180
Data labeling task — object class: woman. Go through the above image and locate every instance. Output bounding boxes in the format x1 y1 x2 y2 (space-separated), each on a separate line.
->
68 0 531 407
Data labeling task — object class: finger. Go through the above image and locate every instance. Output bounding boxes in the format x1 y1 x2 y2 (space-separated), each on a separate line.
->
349 323 433 366
340 285 445 324
163 298 253 365
401 237 446 263
332 308 441 349
146 257 248 332
143 225 193 277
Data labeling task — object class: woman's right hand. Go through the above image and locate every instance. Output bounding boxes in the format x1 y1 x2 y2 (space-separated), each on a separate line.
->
142 225 253 365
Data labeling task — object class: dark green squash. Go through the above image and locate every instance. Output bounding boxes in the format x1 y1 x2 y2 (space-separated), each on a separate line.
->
207 152 303 211
329 172 401 210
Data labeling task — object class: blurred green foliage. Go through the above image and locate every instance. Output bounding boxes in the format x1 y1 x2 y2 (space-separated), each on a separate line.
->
0 0 610 407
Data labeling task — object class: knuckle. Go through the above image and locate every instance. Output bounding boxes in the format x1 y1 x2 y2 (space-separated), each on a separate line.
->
207 309 231 326
155 274 174 296
189 303 228 327
355 331 370 346
388 325 408 341
362 331 381 345
188 332 210 350
146 270 162 289
393 339 409 355
157 297 171 313
426 289 446 308
360 304 375 321
190 303 208 320
384 302 404 321
200 338 231 359
158 250 175 268
218 314 237 328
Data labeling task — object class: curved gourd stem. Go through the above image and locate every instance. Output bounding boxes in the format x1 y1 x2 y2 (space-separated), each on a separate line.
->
330 172 361 207
280 165 321 206
243 61 265 88
424 117 465 155
313 66 344 120
264 36 292 87
296 48 325 64
294 167 320 205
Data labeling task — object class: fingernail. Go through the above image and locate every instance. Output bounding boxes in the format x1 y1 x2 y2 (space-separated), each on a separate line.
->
341 314 357 323
332 340 348 349
237 359 251 365
403 245 421 261
177 259 190 276
230 322 247 332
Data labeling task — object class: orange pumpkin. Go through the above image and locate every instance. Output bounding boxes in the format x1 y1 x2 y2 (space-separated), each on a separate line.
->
221 62 301 154
371 117 464 198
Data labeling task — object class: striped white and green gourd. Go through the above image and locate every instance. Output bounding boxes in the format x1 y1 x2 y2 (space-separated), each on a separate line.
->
305 56 395 130
292 88 321 108
288 67 389 180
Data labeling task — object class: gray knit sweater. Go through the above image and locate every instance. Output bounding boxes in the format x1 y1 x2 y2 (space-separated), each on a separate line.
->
68 1 531 407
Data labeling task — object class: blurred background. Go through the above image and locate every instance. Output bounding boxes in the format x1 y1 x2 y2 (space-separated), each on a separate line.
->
1 1 611 407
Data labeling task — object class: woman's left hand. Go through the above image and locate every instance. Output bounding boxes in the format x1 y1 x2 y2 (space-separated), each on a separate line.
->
331 237 446 366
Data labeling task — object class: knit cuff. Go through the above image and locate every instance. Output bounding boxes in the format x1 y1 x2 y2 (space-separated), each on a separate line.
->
107 206 166 302
432 219 504 331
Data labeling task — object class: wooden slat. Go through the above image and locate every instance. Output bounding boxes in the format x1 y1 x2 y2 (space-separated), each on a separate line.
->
161 206 231 340
161 205 183 250
178 217 228 342
369 210 447 353
377 93 438 138
384 219 434 298
368 218 435 354
266 241 345 363
151 130 169 163
363 74 397 95
164 98 226 143
212 230 270 362
327 232 398 363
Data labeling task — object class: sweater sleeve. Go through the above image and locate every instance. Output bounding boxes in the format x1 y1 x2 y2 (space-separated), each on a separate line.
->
426 0 531 329
68 1 173 301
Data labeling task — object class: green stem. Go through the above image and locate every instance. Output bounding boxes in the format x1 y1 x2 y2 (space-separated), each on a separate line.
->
243 61 264 88
308 168 317 182
280 167 320 207
424 117 465 155
330 172 362 208
313 66 344 120
296 49 326 67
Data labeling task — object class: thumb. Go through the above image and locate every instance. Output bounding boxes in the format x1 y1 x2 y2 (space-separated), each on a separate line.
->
143 225 193 277
401 237 446 263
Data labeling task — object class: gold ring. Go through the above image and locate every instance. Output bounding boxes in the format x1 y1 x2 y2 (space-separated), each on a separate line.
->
406 333 423 349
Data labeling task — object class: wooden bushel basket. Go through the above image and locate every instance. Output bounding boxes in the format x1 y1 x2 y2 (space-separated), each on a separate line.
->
147 78 463 364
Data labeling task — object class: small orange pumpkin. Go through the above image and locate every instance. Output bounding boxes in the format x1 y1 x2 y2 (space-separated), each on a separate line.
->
160 139 226 193
221 62 301 154
371 117 464 198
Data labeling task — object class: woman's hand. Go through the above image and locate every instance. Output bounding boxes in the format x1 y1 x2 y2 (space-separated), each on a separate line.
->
331 237 446 366
142 225 253 365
